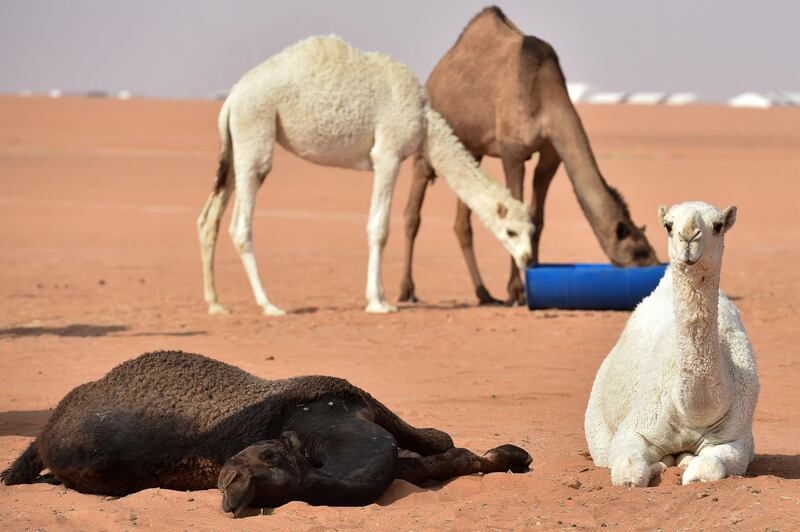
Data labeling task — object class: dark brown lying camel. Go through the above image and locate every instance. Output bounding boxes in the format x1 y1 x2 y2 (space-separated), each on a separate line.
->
1 351 531 516
401 6 659 305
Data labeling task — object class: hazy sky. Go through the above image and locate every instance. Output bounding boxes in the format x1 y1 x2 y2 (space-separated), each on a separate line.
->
1 0 798 101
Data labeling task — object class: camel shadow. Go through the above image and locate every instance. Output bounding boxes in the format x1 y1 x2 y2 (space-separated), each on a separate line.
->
376 478 456 506
0 410 52 437
0 324 129 338
398 301 473 312
0 324 207 338
748 454 800 480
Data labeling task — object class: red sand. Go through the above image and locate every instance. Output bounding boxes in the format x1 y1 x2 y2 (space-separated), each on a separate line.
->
1 97 798 529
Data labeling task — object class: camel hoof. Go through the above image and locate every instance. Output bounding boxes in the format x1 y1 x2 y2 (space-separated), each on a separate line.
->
365 301 398 314
262 305 286 317
681 455 725 485
611 455 651 487
208 302 231 315
484 444 533 473
398 293 420 304
476 286 502 306
676 452 695 469
505 290 526 307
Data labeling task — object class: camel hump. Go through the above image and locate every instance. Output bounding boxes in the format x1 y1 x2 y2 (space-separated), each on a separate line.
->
521 35 559 64
464 6 522 36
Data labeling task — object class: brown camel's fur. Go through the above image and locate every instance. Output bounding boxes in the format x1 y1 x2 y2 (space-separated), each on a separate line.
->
400 6 659 305
1 351 531 514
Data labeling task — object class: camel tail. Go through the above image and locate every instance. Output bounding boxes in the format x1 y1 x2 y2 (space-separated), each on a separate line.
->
422 104 512 218
213 97 234 193
1 440 43 485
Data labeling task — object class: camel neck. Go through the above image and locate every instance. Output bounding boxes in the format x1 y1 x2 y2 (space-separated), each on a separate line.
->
669 266 731 421
546 107 627 230
424 106 509 223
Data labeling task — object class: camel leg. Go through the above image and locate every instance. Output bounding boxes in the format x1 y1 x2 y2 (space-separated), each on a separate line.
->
396 444 532 485
197 171 234 315
682 436 753 485
364 147 401 314
228 126 284 316
499 144 528 306
529 142 561 263
608 431 660 487
452 155 500 305
398 155 433 303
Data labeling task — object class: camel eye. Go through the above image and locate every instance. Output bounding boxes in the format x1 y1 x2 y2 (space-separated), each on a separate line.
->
506 229 518 238
712 222 723 234
664 222 673 235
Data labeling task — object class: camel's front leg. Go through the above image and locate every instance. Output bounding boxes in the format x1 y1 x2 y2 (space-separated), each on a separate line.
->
609 431 661 487
500 143 528 306
365 151 401 314
682 436 754 485
397 444 531 485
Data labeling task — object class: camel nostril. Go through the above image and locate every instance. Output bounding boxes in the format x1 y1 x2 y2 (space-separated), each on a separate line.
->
682 230 701 243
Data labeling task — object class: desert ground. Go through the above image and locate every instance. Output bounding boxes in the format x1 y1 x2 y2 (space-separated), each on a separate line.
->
0 96 798 530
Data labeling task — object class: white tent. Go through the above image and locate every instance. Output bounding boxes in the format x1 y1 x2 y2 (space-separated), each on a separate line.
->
586 92 626 104
566 82 592 103
627 92 666 105
664 92 697 105
727 92 772 108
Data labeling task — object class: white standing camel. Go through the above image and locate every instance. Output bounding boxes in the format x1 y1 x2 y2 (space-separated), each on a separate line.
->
585 201 759 486
197 35 534 315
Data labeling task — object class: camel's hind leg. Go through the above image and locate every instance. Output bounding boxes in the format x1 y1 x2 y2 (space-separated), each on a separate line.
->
197 163 234 315
398 155 433 303
396 444 532 485
228 117 284 316
364 145 402 314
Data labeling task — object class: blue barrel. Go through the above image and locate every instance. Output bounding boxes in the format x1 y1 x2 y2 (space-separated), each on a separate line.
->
525 263 668 310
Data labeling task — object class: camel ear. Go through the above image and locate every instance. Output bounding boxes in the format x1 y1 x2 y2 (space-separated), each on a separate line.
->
281 431 302 452
721 205 737 232
496 203 508 219
657 205 669 225
218 468 238 490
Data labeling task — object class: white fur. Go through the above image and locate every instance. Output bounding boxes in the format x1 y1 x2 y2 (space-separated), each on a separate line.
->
585 201 759 487
197 35 533 315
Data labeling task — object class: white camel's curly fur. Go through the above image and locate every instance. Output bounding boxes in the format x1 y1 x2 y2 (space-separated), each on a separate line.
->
585 201 759 487
197 35 534 315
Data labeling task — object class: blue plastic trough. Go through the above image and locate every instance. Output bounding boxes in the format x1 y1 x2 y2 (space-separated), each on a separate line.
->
525 263 668 311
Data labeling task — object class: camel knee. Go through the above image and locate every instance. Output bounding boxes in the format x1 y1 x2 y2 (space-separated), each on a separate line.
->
405 212 421 239
367 221 389 248
229 225 252 254
368 232 388 249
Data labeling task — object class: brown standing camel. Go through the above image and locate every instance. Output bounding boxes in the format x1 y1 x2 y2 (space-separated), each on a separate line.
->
400 6 659 305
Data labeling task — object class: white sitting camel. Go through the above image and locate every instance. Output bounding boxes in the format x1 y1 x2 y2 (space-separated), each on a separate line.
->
197 35 534 315
585 201 759 487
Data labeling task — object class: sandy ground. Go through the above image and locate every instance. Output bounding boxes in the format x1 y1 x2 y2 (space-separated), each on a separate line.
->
0 96 798 530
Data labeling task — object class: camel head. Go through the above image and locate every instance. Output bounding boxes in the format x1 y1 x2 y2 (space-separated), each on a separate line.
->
605 220 659 267
658 201 736 274
218 432 307 517
492 200 535 269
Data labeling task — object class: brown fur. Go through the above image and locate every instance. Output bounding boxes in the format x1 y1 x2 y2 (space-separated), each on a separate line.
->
2 351 530 512
400 6 658 306
0 351 450 495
